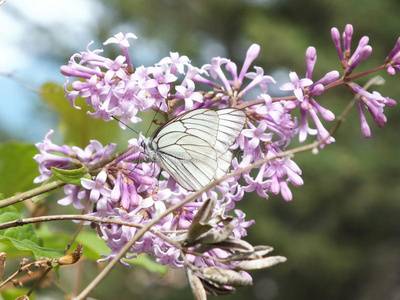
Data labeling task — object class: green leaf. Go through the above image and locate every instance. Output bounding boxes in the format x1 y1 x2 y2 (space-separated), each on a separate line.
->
0 142 39 198
40 83 125 148
75 231 111 260
35 224 72 249
51 163 90 185
0 206 62 259
52 263 60 279
1 287 35 300
123 255 167 274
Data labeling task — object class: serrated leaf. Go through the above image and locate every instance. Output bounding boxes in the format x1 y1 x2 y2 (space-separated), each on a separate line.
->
51 164 89 185
0 142 39 198
0 206 62 259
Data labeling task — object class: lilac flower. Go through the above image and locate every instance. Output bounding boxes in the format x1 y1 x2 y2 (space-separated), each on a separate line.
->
347 43 372 75
57 185 87 210
153 245 183 268
263 145 304 202
305 47 317 79
241 120 273 149
250 94 295 146
104 32 137 66
331 27 344 62
279 47 338 146
202 57 232 93
238 44 261 85
357 101 372 138
33 130 116 183
242 162 271 198
352 84 397 133
280 71 313 102
157 52 190 74
175 79 204 110
331 24 373 74
81 171 111 202
307 107 335 146
232 210 255 238
240 66 275 96
343 24 354 54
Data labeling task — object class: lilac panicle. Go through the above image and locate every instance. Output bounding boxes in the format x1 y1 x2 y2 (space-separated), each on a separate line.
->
37 26 398 271
279 48 337 146
51 37 286 269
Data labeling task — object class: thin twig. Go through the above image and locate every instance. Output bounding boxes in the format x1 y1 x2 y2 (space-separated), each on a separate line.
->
26 267 53 296
0 71 40 93
0 214 142 230
236 64 387 110
64 199 92 254
0 180 66 209
0 258 49 288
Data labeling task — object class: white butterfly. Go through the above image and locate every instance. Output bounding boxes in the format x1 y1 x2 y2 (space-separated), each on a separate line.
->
142 108 247 191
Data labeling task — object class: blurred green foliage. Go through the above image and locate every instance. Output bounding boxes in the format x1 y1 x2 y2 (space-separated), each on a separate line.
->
1 0 400 299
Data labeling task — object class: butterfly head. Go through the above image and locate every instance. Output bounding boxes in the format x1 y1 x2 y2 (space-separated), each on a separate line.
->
140 134 159 162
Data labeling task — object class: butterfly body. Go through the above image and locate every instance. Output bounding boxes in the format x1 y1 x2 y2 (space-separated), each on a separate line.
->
142 108 246 191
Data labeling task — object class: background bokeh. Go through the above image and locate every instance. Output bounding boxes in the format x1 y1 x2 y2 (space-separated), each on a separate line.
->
1 0 400 299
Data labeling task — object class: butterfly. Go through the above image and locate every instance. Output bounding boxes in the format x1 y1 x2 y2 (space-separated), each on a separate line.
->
142 108 247 191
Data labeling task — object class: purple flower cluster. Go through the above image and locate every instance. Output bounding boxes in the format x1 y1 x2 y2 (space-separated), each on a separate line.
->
331 24 397 137
34 131 255 267
34 25 399 268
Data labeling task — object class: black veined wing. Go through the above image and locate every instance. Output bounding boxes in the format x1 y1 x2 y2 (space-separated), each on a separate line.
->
142 108 247 191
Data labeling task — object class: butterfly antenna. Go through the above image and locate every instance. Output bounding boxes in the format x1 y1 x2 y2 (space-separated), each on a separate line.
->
112 116 143 175
112 116 140 136
145 103 162 137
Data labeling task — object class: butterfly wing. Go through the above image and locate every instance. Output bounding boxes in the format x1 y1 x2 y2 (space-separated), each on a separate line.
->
214 108 247 179
149 108 246 191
